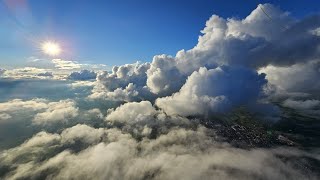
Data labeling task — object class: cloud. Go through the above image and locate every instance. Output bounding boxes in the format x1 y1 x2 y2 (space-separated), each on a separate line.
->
1 123 319 180
103 83 139 101
175 4 320 71
32 100 79 125
60 124 105 144
146 55 187 95
0 98 101 126
311 27 320 36
259 60 320 119
70 80 96 88
90 62 155 101
0 68 6 76
0 98 79 125
97 62 150 91
106 101 157 124
281 99 320 117
37 72 53 77
283 99 320 110
2 67 52 79
0 113 11 121
67 70 97 81
0 59 108 81
1 4 320 179
156 66 267 117
226 4 294 41
51 59 82 70
0 98 49 112
23 58 109 80
89 3 320 111
0 96 105 150
259 60 320 95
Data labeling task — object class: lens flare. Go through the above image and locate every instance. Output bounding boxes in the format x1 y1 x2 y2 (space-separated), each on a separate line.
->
42 41 61 56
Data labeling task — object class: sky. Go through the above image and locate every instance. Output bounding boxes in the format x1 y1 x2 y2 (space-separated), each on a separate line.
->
1 0 319 67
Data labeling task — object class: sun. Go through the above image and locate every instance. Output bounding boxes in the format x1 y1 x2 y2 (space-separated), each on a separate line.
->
42 41 61 56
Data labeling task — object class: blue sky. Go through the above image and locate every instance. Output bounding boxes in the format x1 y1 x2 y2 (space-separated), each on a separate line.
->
0 0 319 67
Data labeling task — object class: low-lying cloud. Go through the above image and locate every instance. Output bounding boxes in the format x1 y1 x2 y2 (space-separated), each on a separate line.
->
1 122 319 180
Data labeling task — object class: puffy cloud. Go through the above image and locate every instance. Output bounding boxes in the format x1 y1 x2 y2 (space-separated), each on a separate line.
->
176 4 320 71
89 4 320 107
0 99 81 125
106 101 157 123
0 96 107 151
259 60 320 95
156 66 267 117
90 62 155 101
22 131 61 148
0 131 61 165
0 101 105 150
226 4 293 41
0 99 55 149
97 62 150 91
67 70 97 81
259 60 320 119
61 124 105 144
146 55 187 95
33 100 79 125
0 98 48 112
104 83 139 101
104 101 195 139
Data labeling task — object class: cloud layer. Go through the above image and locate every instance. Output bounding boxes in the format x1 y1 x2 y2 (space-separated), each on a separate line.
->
1 121 319 180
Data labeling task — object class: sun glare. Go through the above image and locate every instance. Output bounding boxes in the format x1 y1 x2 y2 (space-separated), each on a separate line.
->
42 41 61 56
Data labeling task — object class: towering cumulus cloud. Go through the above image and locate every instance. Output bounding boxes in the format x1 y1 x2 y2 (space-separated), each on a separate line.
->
1 4 320 180
90 62 153 101
92 3 320 117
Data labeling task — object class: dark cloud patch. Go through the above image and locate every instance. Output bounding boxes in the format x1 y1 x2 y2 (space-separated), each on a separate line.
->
68 70 97 81
37 72 53 77
0 68 6 76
